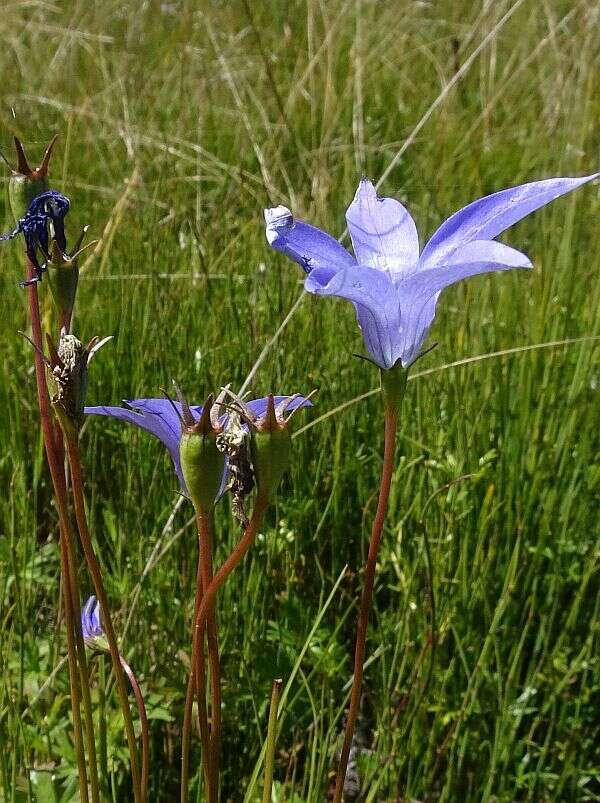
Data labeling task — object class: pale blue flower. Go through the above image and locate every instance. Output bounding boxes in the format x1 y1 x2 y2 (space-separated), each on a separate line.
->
265 175 598 368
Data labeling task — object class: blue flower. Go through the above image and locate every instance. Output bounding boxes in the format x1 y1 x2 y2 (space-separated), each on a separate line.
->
265 175 598 369
84 394 311 497
81 596 108 652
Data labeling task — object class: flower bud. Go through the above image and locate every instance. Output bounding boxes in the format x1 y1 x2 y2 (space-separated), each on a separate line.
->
6 136 57 222
179 394 226 514
81 596 109 653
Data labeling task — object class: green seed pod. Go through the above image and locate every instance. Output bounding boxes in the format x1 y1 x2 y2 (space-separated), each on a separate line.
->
249 395 292 503
6 136 57 221
47 232 86 328
179 399 225 514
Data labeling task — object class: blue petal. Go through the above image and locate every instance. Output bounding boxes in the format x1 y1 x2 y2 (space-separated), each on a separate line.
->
264 205 356 273
420 174 599 268
305 264 401 369
246 395 313 419
345 178 419 278
84 399 188 493
395 244 532 366
81 596 103 640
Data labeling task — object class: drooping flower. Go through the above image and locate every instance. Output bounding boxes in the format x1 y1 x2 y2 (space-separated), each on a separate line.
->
81 595 109 652
84 393 312 498
265 174 598 369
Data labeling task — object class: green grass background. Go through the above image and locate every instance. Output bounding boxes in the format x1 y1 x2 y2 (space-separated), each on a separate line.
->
0 0 599 800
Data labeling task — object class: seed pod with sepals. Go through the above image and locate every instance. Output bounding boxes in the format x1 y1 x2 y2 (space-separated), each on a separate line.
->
178 388 226 515
3 135 58 221
47 227 95 329
225 391 315 503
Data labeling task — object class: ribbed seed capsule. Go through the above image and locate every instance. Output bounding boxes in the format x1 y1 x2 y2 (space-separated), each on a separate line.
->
179 396 225 515
7 136 57 221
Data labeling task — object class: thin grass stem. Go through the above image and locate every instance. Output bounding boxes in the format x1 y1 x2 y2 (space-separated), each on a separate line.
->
262 678 283 803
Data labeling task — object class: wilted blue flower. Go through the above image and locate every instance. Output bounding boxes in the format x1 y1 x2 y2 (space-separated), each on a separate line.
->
0 189 70 283
265 175 598 369
81 595 109 652
84 394 311 497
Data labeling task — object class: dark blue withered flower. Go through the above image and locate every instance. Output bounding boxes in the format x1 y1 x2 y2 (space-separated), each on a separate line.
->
1 189 70 283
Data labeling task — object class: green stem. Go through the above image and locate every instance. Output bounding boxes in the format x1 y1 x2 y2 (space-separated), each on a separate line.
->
66 438 143 803
24 258 94 803
262 678 283 803
332 403 399 803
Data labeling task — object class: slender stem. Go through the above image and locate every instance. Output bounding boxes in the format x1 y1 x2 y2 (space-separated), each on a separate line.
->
193 555 212 792
24 258 94 803
98 655 109 797
181 551 211 800
180 496 269 803
197 513 222 800
262 678 283 803
180 551 211 803
121 658 150 802
66 438 143 803
332 405 398 803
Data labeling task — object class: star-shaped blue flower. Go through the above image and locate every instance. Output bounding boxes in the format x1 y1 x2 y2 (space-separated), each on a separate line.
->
84 395 311 497
265 175 598 369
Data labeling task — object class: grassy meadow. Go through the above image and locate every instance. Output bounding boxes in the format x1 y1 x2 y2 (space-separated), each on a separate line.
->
1 0 599 800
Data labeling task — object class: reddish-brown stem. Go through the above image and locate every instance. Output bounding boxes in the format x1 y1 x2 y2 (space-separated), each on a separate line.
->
66 438 143 803
333 405 398 803
121 657 150 802
180 497 269 803
197 513 222 799
193 549 212 793
25 258 95 803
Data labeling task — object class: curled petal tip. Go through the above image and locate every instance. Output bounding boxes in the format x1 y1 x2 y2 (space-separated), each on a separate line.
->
87 335 113 365
264 205 293 243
